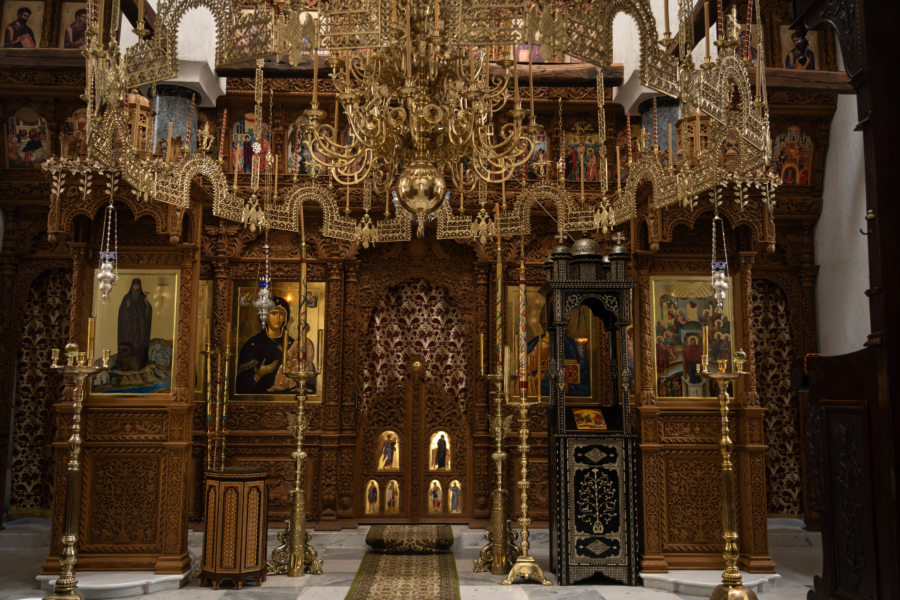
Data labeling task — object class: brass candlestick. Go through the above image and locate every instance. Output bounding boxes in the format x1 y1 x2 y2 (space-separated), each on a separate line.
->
701 354 756 600
473 371 519 574
502 392 551 586
45 343 108 600
267 366 323 576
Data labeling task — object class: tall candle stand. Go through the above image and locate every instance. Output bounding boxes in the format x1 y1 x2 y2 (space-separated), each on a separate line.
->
701 352 756 600
267 370 323 576
215 339 232 470
502 389 551 586
473 369 519 574
45 342 109 600
202 333 232 472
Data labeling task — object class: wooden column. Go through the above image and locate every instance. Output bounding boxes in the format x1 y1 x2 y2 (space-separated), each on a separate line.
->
736 252 775 572
0 252 22 525
317 260 344 526
337 259 359 520
635 254 667 572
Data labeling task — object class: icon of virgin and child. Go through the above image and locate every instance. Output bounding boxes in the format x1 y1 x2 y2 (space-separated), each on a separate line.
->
236 296 317 395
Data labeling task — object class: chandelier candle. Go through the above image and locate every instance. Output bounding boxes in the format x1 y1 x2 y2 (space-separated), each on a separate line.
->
626 116 632 163
616 145 622 192
86 317 95 364
717 0 725 40
131 99 140 147
480 333 485 376
652 97 659 150
664 0 670 38
166 121 173 163
186 93 195 150
704 2 711 63
744 0 753 60
218 108 226 162
668 123 674 166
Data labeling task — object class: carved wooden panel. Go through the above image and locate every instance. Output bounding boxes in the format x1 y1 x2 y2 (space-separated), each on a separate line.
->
662 450 722 552
84 449 163 551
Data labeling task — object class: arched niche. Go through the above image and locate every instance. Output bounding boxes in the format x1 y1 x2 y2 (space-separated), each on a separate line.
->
427 480 442 513
384 480 400 514
447 480 462 514
428 431 451 470
364 479 379 514
376 430 400 470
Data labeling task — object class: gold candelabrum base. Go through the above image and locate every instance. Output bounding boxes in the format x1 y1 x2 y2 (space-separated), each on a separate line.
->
502 398 551 586
266 370 323 577
474 372 520 575
702 363 757 600
45 344 108 600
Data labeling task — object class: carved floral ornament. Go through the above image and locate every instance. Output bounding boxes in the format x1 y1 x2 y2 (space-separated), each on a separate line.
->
44 0 778 247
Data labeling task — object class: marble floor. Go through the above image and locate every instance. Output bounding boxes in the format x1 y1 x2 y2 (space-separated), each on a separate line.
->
0 518 820 600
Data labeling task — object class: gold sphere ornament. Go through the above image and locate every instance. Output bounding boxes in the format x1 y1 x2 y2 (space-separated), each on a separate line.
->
396 160 446 238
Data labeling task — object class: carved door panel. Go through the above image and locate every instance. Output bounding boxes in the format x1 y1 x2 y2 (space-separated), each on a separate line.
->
358 370 468 522
416 374 467 522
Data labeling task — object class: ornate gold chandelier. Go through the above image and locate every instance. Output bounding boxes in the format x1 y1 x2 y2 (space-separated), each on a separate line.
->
43 0 780 248
301 0 538 236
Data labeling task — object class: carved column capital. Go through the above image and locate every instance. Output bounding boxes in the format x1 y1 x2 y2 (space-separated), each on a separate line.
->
327 261 343 280
474 263 489 285
212 260 228 280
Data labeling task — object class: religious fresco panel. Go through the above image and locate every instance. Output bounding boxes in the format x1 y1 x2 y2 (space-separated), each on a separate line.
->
651 275 735 399
61 108 88 158
427 479 442 513
232 280 325 402
231 112 272 174
447 479 462 514
365 480 379 514
377 430 400 470
428 431 451 471
2 1 43 48
90 269 180 395
773 126 813 185
58 2 86 49
384 479 400 514
507 286 594 403
6 106 49 168
779 26 818 71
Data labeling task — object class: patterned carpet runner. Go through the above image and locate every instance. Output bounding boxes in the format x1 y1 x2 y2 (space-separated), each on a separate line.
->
346 525 459 600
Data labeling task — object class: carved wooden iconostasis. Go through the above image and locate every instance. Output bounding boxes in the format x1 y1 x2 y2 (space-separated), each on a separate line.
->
0 0 843 577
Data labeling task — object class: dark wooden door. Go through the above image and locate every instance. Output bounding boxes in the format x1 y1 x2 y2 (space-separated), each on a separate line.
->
357 367 469 522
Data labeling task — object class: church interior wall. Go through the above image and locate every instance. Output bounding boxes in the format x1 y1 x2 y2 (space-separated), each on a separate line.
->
0 0 859 579
815 92 869 355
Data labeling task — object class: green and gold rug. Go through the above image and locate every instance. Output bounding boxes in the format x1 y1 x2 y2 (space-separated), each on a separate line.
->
345 552 460 600
365 524 454 554
346 525 459 600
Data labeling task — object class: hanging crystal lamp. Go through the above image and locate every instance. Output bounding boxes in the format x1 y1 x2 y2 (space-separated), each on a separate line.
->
710 210 729 310
254 239 275 327
96 197 118 303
